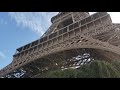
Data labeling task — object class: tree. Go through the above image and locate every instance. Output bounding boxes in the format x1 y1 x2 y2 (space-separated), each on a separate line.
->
44 60 120 78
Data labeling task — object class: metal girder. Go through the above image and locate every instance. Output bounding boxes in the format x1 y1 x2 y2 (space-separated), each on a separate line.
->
1 12 120 78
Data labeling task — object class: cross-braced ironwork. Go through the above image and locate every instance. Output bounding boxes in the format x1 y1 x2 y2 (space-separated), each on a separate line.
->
1 12 120 78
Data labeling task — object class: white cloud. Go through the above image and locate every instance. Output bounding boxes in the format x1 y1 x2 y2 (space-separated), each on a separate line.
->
108 12 120 23
0 51 6 59
89 12 96 15
0 19 7 25
90 12 120 23
8 12 58 36
8 12 120 36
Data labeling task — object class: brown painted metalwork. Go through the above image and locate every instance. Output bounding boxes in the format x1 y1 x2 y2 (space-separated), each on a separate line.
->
0 12 120 78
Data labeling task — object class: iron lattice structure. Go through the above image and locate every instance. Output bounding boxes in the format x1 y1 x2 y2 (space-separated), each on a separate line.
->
1 12 120 78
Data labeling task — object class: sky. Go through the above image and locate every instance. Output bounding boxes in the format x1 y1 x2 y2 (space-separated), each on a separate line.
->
0 12 120 70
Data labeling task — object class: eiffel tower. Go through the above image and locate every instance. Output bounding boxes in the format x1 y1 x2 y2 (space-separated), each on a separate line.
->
1 12 120 78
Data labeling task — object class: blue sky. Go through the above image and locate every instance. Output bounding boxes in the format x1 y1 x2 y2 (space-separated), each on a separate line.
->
0 12 58 69
0 12 120 70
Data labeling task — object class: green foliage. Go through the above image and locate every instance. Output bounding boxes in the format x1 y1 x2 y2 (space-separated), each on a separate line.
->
45 60 120 78
45 69 79 78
